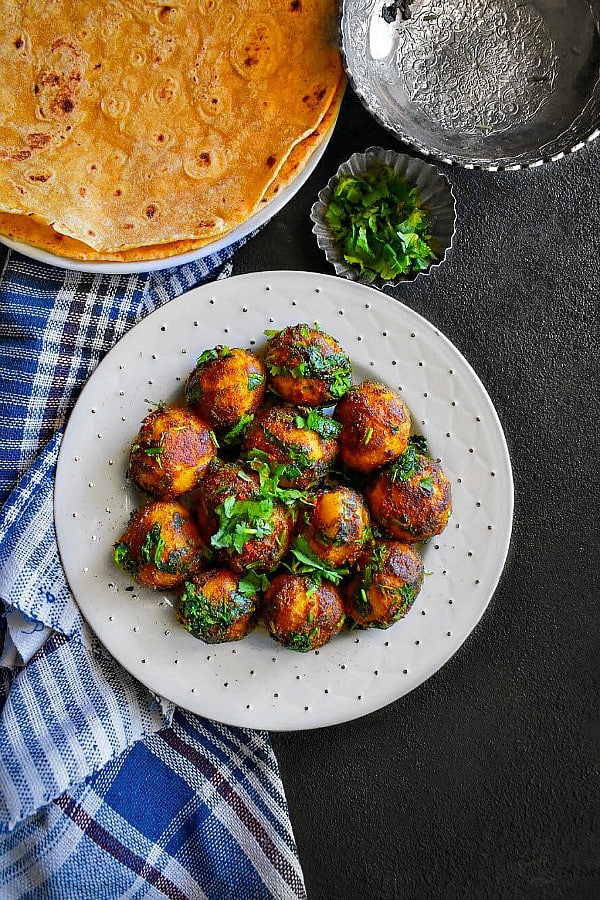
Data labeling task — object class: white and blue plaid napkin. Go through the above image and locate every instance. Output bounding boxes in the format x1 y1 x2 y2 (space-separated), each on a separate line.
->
0 249 306 899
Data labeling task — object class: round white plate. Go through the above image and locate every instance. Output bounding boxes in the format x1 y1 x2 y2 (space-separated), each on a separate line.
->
55 271 514 731
0 135 331 275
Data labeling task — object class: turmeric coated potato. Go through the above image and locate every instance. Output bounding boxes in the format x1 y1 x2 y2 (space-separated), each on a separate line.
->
195 459 293 575
262 573 345 652
185 346 266 433
300 485 371 568
178 568 259 644
264 323 352 406
366 452 452 542
113 500 205 589
241 403 339 489
128 406 217 499
343 540 424 629
334 381 411 473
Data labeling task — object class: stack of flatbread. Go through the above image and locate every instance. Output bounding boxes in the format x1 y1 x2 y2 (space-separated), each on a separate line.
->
0 0 344 262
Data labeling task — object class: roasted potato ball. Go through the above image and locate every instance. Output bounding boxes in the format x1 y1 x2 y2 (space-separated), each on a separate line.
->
262 573 345 652
128 406 217 499
178 568 258 644
195 459 293 574
334 380 411 473
366 451 452 542
113 500 205 589
300 485 371 568
343 540 424 629
241 403 339 489
264 323 352 406
185 346 266 434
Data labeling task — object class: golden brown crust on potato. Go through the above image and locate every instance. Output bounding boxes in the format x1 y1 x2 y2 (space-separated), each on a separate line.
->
262 573 345 651
301 485 371 568
333 381 411 473
185 347 266 431
343 540 424 628
113 500 205 589
128 406 217 499
366 454 452 542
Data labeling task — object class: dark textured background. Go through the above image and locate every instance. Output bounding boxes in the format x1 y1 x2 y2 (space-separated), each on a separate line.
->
234 90 600 900
1 88 597 899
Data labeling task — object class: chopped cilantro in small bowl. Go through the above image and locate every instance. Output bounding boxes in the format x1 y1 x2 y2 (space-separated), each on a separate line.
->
311 146 455 287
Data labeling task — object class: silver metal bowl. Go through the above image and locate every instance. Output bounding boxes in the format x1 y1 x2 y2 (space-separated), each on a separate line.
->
341 0 600 169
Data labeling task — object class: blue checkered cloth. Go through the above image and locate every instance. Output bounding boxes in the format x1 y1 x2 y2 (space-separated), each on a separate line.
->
0 249 306 899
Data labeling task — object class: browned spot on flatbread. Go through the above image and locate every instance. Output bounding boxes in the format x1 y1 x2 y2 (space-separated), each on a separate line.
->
27 133 51 149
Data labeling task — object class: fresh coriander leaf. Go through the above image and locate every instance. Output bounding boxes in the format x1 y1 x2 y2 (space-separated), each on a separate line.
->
237 570 270 595
419 474 434 495
248 372 264 391
324 164 437 281
211 496 275 554
196 348 219 365
222 415 254 446
296 408 342 439
409 434 429 454
390 446 420 482
286 535 349 585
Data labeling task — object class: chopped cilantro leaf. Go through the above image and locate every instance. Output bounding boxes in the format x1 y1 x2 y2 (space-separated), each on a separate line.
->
140 523 165 566
180 580 251 640
248 372 264 391
286 627 321 652
286 535 349 585
324 165 437 282
419 474 434 495
295 409 342 439
247 449 305 506
211 496 275 554
196 346 231 366
409 434 429 454
222 415 254 446
390 445 420 482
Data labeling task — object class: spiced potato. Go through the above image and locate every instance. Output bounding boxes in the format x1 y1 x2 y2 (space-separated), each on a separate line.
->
343 540 424 629
264 323 352 406
241 403 339 489
300 484 371 568
195 459 293 575
262 573 346 652
178 568 259 644
185 346 266 434
367 451 452 542
128 406 217 499
333 381 411 473
113 500 205 589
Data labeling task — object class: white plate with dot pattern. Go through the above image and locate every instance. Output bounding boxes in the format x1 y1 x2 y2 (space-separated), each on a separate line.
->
54 271 513 731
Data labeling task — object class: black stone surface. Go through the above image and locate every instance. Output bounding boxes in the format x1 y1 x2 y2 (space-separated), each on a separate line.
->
232 91 600 900
1 88 597 900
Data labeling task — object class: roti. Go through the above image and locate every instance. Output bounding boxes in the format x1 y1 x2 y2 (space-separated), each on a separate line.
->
0 74 344 263
0 0 343 255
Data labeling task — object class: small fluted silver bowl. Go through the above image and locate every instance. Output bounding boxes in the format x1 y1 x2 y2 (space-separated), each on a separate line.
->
310 146 455 287
340 0 600 170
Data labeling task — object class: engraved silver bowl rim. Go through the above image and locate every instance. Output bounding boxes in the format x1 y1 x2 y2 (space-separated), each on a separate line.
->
310 145 456 287
339 0 600 171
